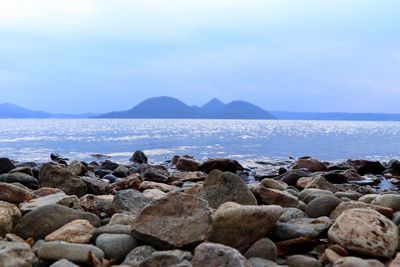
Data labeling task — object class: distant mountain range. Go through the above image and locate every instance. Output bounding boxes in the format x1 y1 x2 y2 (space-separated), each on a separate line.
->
97 97 276 119
2 97 400 121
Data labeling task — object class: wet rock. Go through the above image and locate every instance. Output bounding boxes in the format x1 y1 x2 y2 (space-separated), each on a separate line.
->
45 219 95 244
275 237 319 257
328 208 398 258
0 158 16 174
322 171 348 184
140 164 170 182
20 192 80 212
286 255 322 267
0 241 35 267
80 194 113 218
132 192 212 250
113 165 130 178
50 259 80 267
192 242 251 267
279 208 307 223
305 195 341 218
14 204 100 240
80 176 109 195
244 238 277 261
122 245 156 266
139 181 179 192
371 194 400 211
130 150 148 164
101 160 120 171
198 158 244 174
274 217 332 240
329 201 393 220
200 170 257 209
293 158 328 172
277 170 310 186
38 241 104 263
0 182 35 204
342 169 365 181
255 186 299 208
0 172 38 189
96 233 138 262
209 202 282 253
348 160 385 175
67 160 86 176
38 163 87 197
109 189 150 217
103 174 118 183
176 157 201 171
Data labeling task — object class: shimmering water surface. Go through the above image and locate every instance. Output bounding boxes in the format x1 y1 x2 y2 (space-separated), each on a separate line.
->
1 119 400 163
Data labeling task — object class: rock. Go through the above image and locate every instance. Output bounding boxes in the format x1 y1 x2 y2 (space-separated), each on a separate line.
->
0 172 38 189
293 158 328 172
80 194 113 218
132 192 212 250
0 241 35 267
9 166 33 176
14 204 100 240
130 150 148 164
359 194 379 203
0 182 35 204
122 245 156 266
142 189 167 202
20 192 80 212
342 169 365 181
199 170 257 209
192 242 251 267
80 176 109 195
67 160 86 176
304 176 339 193
113 165 129 178
274 217 332 240
198 158 244 174
109 213 136 226
334 191 361 200
0 158 15 174
260 178 288 191
139 250 192 267
169 171 208 183
140 164 170 182
34 187 63 197
45 219 95 244
176 157 201 171
139 181 179 192
101 160 120 171
322 171 348 184
286 255 322 267
0 207 14 236
109 189 150 217
103 174 118 183
96 234 138 262
328 208 398 258
93 224 131 239
372 194 400 211
332 257 384 267
348 160 385 175
305 195 341 218
248 257 278 267
390 253 400 267
38 163 87 197
299 189 334 204
329 201 393 220
255 186 299 208
275 237 320 257
38 241 105 263
279 208 307 223
244 238 277 261
108 173 143 192
50 259 80 267
209 202 282 253
277 170 310 186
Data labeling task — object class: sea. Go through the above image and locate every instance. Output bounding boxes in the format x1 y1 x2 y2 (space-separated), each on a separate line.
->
1 119 400 164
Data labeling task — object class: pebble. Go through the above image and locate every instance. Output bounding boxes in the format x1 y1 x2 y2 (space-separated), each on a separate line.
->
95 233 138 262
38 241 105 263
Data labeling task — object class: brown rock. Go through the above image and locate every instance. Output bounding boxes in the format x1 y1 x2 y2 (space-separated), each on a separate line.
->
176 157 201 171
80 194 113 218
109 173 143 192
208 202 282 253
255 186 299 207
329 201 393 220
45 219 95 244
198 158 244 174
139 181 179 193
0 182 35 204
293 158 328 172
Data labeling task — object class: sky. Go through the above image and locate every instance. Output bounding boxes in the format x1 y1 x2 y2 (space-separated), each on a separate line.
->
0 0 400 114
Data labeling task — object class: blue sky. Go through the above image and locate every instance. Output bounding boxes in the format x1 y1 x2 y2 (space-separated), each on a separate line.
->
0 0 400 113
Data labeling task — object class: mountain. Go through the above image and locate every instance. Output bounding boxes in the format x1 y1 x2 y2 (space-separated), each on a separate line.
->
270 111 400 121
97 96 277 119
0 103 95 118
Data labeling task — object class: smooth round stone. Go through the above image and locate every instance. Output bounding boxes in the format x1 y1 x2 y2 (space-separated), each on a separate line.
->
38 241 105 263
372 194 400 211
248 257 278 267
260 179 288 191
244 238 277 261
358 194 379 204
299 189 334 204
279 208 307 223
95 234 138 262
0 241 35 267
286 255 322 267
334 192 361 201
50 259 80 267
103 174 118 183
122 245 156 266
305 195 341 218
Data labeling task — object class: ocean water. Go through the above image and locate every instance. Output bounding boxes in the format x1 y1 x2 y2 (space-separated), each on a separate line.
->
1 119 400 163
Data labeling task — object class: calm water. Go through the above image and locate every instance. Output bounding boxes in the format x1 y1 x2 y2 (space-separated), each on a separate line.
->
1 119 400 163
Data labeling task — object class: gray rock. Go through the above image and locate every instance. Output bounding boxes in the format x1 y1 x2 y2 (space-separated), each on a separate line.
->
38 241 104 263
305 195 341 218
67 160 86 176
286 255 322 267
0 158 15 174
20 192 80 212
50 259 80 267
0 172 38 189
274 217 332 240
140 164 170 182
244 238 277 261
0 182 36 205
109 189 150 217
14 204 100 240
279 208 307 223
95 234 138 262
192 242 251 267
248 257 278 267
0 241 35 267
298 189 334 204
199 170 257 209
79 176 109 195
130 151 148 164
198 158 244 174
122 245 156 266
371 194 400 211
256 187 299 208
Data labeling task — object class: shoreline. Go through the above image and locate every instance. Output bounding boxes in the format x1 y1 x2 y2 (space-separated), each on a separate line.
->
0 152 400 266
